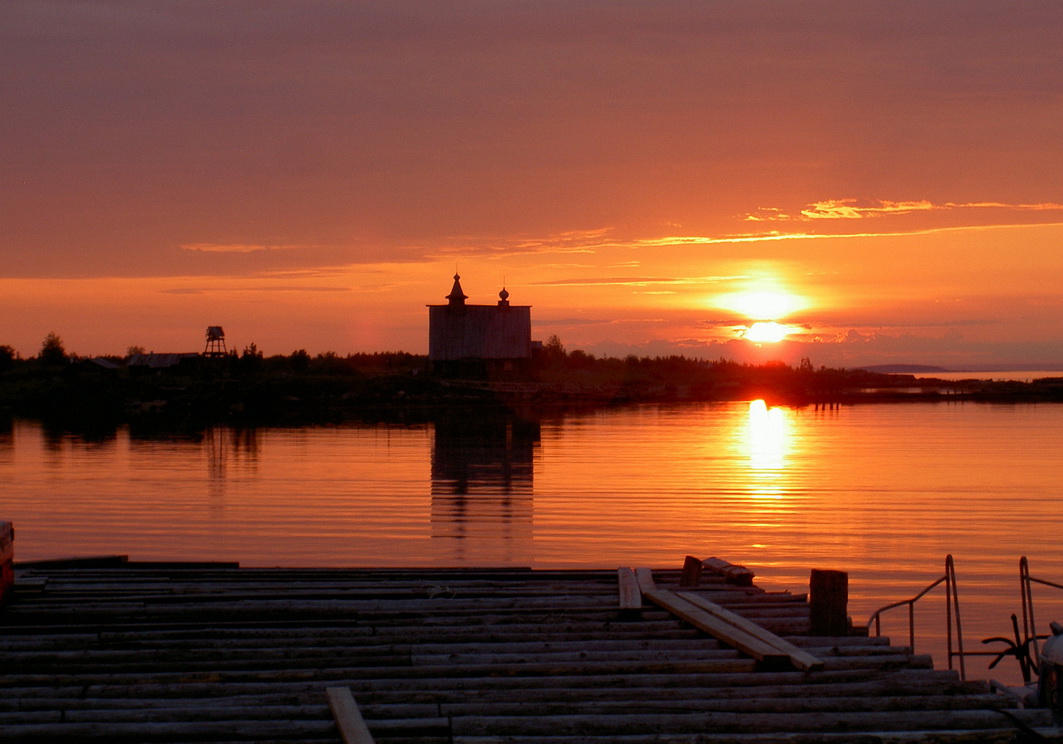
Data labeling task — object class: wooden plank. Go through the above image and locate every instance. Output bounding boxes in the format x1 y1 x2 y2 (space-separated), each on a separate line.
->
634 568 789 667
678 592 825 672
616 567 642 610
326 686 376 744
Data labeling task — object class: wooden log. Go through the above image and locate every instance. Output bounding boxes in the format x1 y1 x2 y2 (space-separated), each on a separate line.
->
434 691 1015 718
702 557 755 586
452 730 1046 744
2 656 762 689
8 667 963 704
326 686 377 744
3 671 981 712
616 567 642 610
448 707 1056 737
0 718 344 742
679 556 703 587
677 592 825 672
410 648 743 666
634 568 789 668
1 670 981 710
810 569 849 636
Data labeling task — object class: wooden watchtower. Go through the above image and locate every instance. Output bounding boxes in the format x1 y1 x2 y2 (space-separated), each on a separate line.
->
204 326 227 357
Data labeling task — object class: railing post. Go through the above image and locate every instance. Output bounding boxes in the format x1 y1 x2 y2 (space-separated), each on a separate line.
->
810 569 849 636
944 554 966 680
908 602 916 650
1021 556 1040 663
0 521 13 606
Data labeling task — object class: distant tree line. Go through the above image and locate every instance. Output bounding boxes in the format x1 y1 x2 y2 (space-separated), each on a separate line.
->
1 332 1059 437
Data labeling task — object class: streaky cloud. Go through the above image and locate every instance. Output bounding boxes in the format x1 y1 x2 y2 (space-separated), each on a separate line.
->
531 275 741 287
428 228 620 258
643 219 1063 248
162 285 350 295
745 199 1063 222
180 243 305 254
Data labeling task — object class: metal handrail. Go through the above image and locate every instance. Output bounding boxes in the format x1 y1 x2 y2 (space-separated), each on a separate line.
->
1021 555 1063 666
867 554 972 679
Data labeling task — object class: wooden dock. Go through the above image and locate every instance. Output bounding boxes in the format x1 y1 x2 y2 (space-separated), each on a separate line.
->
2 556 1061 743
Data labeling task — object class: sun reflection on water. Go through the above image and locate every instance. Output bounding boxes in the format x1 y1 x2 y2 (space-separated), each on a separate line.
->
744 399 791 499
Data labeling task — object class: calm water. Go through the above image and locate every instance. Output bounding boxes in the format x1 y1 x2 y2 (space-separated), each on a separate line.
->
4 400 1063 684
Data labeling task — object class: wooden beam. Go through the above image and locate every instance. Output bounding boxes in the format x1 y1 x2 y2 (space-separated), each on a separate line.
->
616 567 642 610
326 686 376 744
634 566 658 594
678 592 825 672
634 568 789 667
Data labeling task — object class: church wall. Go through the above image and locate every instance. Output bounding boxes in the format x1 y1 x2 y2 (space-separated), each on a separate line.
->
428 305 531 361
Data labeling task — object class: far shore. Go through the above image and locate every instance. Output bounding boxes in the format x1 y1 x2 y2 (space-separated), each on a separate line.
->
2 349 1062 436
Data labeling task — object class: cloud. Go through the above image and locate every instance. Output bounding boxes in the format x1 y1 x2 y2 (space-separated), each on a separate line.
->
162 285 350 295
179 243 305 254
745 199 1063 222
532 276 681 287
427 229 621 259
530 274 745 288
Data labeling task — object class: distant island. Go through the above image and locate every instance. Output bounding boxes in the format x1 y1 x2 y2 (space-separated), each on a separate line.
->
856 364 951 374
2 336 1063 437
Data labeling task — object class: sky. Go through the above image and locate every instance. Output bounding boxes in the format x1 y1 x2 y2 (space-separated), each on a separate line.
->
3 1 1063 369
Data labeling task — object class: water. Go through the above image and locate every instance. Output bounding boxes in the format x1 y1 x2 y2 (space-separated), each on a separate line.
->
4 399 1063 685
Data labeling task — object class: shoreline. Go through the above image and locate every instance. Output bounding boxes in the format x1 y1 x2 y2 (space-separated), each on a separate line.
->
2 359 1062 437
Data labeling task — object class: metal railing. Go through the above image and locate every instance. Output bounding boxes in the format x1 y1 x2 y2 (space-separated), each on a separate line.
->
1021 555 1063 669
868 555 1063 684
867 554 976 679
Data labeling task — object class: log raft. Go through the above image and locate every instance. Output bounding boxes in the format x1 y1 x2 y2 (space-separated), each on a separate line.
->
1 555 1060 743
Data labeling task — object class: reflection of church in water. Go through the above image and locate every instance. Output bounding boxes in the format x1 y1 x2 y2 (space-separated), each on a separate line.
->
430 411 538 554
427 275 539 558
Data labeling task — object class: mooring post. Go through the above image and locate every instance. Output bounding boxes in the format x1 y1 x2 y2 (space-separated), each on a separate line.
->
680 555 703 587
810 568 848 636
0 521 13 606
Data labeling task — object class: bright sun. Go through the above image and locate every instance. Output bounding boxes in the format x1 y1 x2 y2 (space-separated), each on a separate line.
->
744 321 791 343
715 287 808 343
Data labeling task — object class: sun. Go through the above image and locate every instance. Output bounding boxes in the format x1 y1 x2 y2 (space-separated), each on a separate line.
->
744 321 791 343
714 286 808 343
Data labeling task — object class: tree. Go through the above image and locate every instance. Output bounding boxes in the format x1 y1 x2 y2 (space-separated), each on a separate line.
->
39 332 68 366
540 334 566 363
239 342 263 373
127 345 146 357
0 344 16 371
289 349 311 372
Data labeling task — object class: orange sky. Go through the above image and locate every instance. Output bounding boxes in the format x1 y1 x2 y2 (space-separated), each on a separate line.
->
3 2 1063 368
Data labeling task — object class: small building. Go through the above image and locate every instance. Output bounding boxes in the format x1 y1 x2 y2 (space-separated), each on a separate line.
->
427 274 532 378
127 352 201 374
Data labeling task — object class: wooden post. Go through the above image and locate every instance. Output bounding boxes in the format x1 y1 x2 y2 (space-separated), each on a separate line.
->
810 568 848 636
0 522 13 606
680 555 703 587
